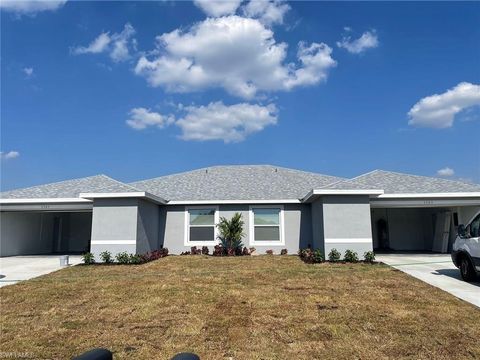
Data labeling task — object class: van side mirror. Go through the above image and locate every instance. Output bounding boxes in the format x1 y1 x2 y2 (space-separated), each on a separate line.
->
458 224 466 238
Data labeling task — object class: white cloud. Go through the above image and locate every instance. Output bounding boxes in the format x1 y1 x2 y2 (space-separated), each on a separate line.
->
0 151 20 160
0 1 66 15
336 30 378 54
408 82 480 128
23 67 34 77
176 102 277 142
72 23 136 62
135 16 336 99
193 0 242 17
437 167 454 177
126 102 277 143
126 108 174 130
242 0 290 26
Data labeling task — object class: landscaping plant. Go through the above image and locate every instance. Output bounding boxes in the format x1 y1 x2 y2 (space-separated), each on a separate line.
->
202 246 209 255
99 251 112 264
128 254 142 264
213 245 224 256
82 252 95 265
280 249 288 255
328 248 341 262
298 248 324 263
344 249 359 263
363 251 376 263
217 212 245 255
115 252 130 264
266 249 274 255
140 248 169 263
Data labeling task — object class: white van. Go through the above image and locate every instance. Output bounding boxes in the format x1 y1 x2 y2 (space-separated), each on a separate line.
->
452 212 480 281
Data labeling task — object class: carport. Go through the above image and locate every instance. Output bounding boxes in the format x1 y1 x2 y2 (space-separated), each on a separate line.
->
0 199 93 257
370 195 480 253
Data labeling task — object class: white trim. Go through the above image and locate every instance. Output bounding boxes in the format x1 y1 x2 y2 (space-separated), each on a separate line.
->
170 199 300 205
184 205 220 246
91 240 136 245
79 192 167 204
378 192 480 199
324 238 372 244
302 189 384 202
249 205 285 246
0 198 91 204
370 198 480 208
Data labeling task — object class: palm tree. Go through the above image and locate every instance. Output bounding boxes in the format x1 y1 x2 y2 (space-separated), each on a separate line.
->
217 212 245 254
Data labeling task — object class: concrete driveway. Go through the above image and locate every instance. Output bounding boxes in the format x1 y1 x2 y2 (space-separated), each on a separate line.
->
0 255 82 287
376 253 480 308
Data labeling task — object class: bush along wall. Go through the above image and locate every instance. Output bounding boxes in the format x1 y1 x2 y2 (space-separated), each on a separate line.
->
82 248 169 265
299 248 377 264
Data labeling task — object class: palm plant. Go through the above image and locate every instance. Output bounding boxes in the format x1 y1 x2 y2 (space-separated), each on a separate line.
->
217 212 245 254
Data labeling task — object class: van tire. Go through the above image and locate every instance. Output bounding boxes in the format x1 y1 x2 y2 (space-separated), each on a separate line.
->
460 256 476 282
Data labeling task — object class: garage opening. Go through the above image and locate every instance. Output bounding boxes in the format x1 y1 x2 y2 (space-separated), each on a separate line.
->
371 207 458 253
0 211 92 257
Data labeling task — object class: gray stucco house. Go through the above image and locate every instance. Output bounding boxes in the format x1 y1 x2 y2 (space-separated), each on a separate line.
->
1 165 480 258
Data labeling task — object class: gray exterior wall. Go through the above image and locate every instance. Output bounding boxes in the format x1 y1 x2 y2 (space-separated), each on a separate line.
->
90 198 138 257
136 199 160 254
0 211 91 257
160 204 312 255
319 195 373 257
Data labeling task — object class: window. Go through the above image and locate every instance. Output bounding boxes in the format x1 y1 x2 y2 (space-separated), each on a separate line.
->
185 207 219 245
249 206 284 246
470 214 480 238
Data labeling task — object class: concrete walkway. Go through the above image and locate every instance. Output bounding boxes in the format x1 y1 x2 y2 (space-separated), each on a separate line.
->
376 253 480 308
0 255 82 288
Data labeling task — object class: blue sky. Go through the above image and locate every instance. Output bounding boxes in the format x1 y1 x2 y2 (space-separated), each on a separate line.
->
1 0 479 191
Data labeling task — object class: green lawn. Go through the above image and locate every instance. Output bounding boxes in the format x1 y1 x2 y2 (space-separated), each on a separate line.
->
1 256 479 359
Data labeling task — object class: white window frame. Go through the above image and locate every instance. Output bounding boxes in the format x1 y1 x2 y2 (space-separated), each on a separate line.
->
249 205 285 246
184 205 219 246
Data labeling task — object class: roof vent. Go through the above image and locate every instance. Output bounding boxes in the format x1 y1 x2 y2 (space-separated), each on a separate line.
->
205 169 208 174
275 168 278 172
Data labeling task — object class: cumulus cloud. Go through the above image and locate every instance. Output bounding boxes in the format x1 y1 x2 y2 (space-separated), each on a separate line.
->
0 1 66 16
242 0 290 26
134 16 336 99
126 102 277 143
23 67 34 77
72 23 136 62
408 82 480 128
337 30 378 54
126 108 175 130
437 167 454 177
193 0 242 17
176 102 277 142
0 151 20 160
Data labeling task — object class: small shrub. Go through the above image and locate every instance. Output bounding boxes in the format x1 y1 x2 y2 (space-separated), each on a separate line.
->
328 248 341 262
129 254 142 264
82 252 95 265
116 252 130 264
227 248 236 256
266 249 274 255
99 251 112 264
140 248 169 263
364 251 376 263
180 251 191 255
242 247 250 256
201 246 209 255
299 248 323 264
344 249 359 263
280 249 288 255
190 246 202 255
312 249 324 263
213 245 224 256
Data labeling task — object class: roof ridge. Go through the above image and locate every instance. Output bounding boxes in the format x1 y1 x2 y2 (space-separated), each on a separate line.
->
375 169 480 186
0 174 106 194
98 174 142 192
130 164 344 184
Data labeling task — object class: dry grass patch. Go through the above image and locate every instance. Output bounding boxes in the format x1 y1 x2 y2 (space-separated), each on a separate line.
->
1 256 479 359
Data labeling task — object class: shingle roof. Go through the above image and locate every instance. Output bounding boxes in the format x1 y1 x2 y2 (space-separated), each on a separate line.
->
130 165 345 201
323 170 480 194
0 175 140 199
